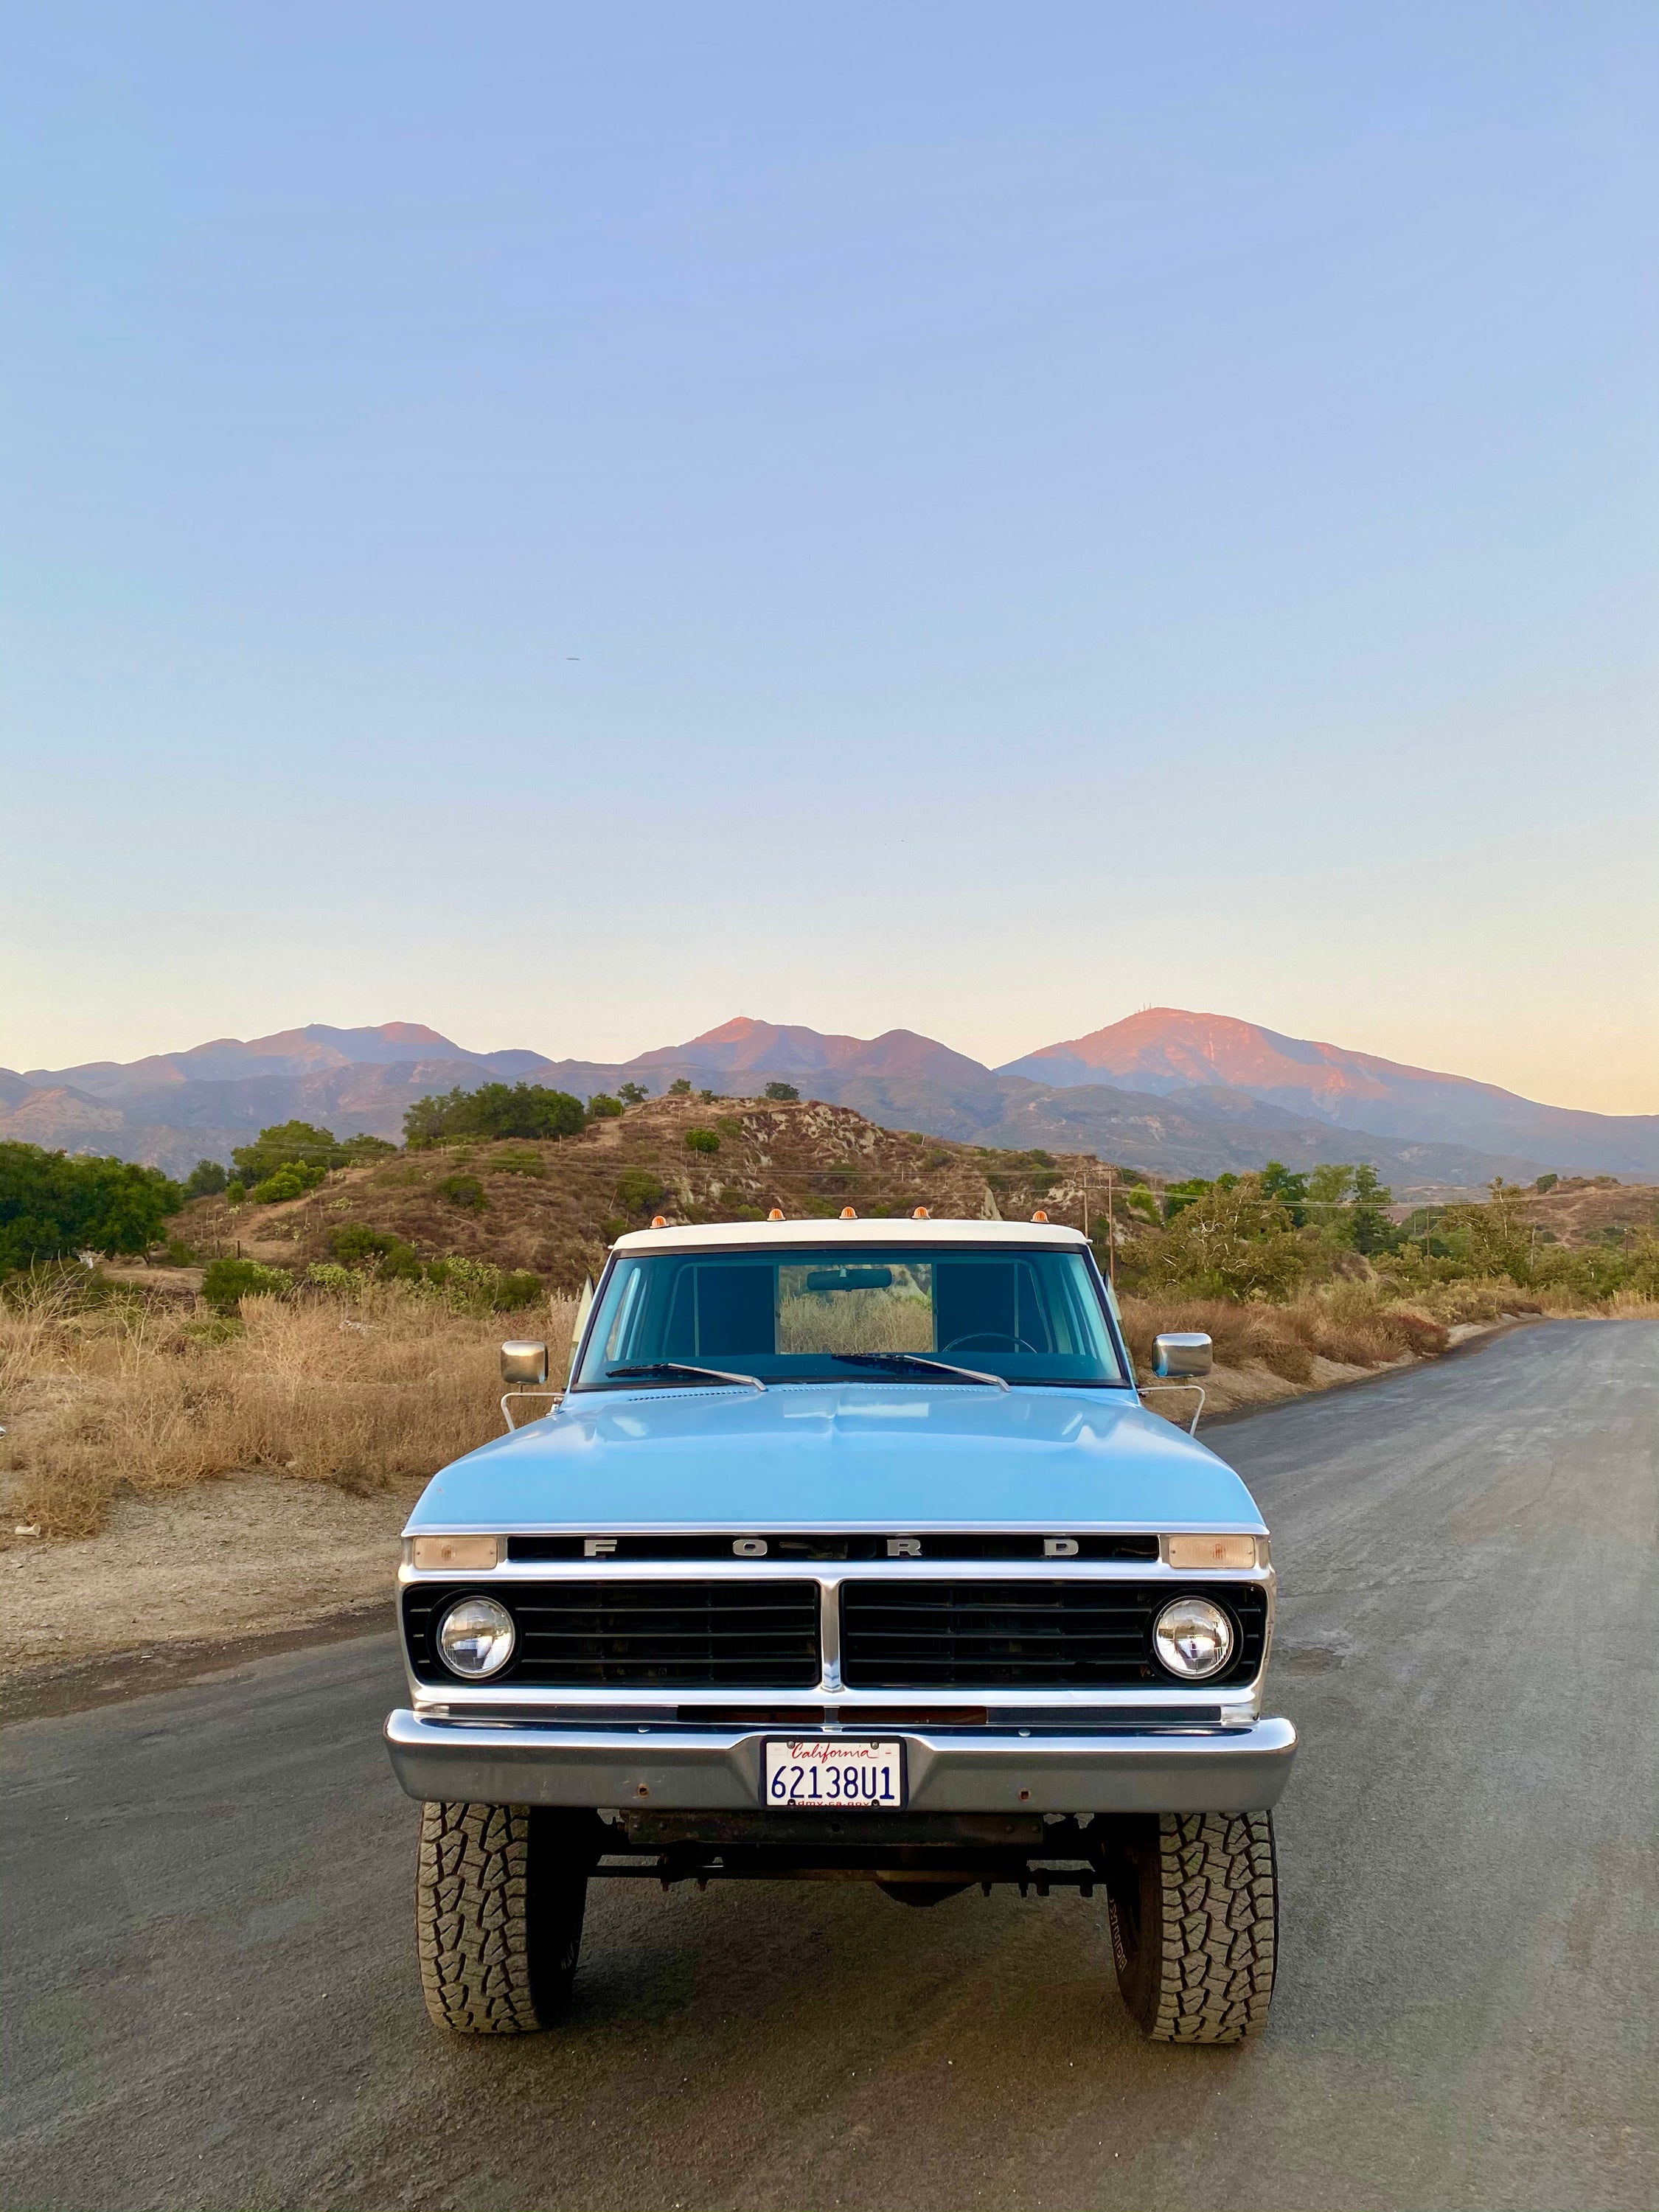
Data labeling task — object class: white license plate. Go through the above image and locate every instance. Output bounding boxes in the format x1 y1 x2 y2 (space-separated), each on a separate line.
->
763 1738 905 1810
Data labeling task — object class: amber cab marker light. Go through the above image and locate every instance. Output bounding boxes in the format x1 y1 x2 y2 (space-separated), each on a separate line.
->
650 1214 668 1228
1031 1209 1048 1223
839 1206 857 1219
411 1535 500 1572
911 1206 929 1219
767 1208 785 1221
1166 1534 1257 1571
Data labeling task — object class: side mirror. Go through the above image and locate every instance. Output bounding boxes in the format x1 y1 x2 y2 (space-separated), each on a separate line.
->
501 1340 549 1387
1152 1331 1212 1379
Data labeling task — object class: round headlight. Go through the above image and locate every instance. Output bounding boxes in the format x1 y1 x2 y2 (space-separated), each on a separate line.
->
1152 1596 1236 1680
437 1596 515 1679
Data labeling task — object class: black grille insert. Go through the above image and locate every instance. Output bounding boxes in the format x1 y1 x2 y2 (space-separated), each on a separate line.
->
839 1581 1267 1689
403 1580 821 1688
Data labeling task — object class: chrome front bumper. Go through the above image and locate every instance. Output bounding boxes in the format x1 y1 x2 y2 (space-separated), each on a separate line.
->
384 1710 1297 1815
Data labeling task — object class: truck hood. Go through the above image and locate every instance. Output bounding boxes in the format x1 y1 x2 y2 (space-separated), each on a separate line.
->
407 1383 1266 1534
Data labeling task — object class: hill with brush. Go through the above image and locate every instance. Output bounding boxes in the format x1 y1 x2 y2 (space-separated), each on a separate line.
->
174 1094 1094 1293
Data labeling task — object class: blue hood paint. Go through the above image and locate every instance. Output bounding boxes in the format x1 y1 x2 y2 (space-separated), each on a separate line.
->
407 1383 1266 1534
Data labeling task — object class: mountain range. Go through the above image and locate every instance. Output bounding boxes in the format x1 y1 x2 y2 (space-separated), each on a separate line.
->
4 1009 1655 1192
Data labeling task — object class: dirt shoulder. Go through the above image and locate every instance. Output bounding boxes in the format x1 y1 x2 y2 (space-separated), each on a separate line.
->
1 1475 424 1719
1 1321 1536 1721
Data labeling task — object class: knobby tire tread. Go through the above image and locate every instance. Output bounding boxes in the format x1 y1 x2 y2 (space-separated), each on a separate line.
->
1108 1809 1278 2044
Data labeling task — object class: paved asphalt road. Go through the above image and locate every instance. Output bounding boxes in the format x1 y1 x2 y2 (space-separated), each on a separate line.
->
4 1320 1656 2212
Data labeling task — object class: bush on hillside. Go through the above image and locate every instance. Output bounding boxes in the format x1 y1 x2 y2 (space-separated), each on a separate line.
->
763 1082 799 1102
435 1174 487 1211
585 1093 623 1120
684 1129 720 1155
249 1164 326 1205
184 1159 229 1198
202 1256 293 1312
328 1224 422 1279
615 1169 665 1214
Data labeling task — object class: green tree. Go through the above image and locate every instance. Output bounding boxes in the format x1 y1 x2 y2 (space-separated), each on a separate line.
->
0 1144 182 1270
684 1129 720 1155
403 1083 584 1144
1144 1175 1308 1299
184 1159 229 1198
667 1078 692 1096
231 1122 345 1185
585 1093 624 1120
340 1133 397 1162
616 1082 650 1106
1349 1164 1394 1255
1161 1178 1213 1222
762 1081 799 1102
1258 1161 1310 1226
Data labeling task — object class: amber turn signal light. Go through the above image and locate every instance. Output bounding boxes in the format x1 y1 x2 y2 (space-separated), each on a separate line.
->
1165 1534 1257 1571
411 1535 501 1572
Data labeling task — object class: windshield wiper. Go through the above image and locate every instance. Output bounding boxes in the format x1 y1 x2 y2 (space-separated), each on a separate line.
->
605 1362 767 1393
828 1352 1009 1393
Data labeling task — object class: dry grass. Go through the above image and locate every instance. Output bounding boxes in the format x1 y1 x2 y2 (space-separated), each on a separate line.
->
1119 1285 1451 1388
0 1283 577 1542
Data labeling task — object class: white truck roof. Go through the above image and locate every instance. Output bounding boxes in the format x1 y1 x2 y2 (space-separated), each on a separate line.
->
611 1216 1089 1253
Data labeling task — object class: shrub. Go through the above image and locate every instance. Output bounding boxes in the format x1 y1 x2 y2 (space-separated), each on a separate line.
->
617 1082 649 1106
225 1181 246 1205
160 1240 196 1267
585 1094 623 1120
667 1078 692 1096
435 1174 487 1211
763 1082 799 1102
684 1129 720 1155
422 1256 540 1313
325 1225 422 1278
201 1257 292 1312
615 1169 665 1214
184 1159 229 1198
249 1164 324 1205
330 1223 397 1265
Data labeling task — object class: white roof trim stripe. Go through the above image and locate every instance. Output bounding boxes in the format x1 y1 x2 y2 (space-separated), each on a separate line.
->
611 1218 1090 1253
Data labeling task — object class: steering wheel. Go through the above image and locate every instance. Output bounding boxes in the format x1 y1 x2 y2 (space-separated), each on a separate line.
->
942 1331 1040 1354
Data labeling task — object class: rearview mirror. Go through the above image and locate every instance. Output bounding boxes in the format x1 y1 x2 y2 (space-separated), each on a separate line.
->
1152 1332 1212 1379
501 1340 549 1387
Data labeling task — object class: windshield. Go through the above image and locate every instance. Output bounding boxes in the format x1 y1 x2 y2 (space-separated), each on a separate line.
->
572 1245 1126 1390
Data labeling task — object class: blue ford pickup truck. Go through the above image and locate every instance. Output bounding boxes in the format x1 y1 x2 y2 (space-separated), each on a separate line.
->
387 1216 1295 2044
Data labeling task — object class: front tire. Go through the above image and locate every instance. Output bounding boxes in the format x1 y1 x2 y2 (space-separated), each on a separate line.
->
416 1802 599 2034
1102 1810 1278 2043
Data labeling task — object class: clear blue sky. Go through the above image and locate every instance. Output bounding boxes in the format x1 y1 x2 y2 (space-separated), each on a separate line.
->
4 2 1655 1110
